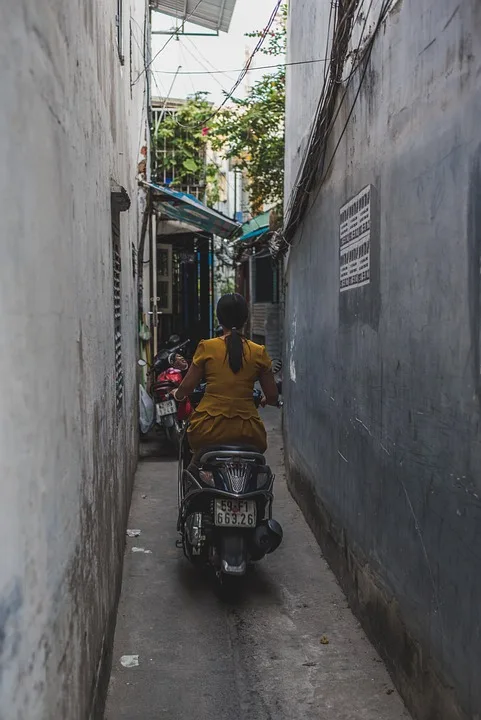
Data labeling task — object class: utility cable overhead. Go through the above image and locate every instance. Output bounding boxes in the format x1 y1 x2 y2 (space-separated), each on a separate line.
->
273 0 395 258
152 56 329 75
179 38 232 93
172 0 283 130
131 0 206 86
184 35 238 83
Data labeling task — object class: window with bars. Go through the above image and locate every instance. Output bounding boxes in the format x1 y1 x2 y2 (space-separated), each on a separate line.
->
112 209 123 411
151 105 206 200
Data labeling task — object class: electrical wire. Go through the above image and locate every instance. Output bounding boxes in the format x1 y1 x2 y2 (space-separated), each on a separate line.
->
130 15 171 107
277 0 395 257
281 0 337 224
172 0 283 131
130 13 146 45
152 55 329 75
282 0 360 230
179 38 232 93
179 41 198 96
131 0 206 86
156 66 183 122
318 0 392 185
129 13 159 158
183 35 238 84
300 0 374 177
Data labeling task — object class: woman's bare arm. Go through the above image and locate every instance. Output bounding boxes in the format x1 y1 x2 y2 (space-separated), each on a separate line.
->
175 363 204 399
259 370 279 406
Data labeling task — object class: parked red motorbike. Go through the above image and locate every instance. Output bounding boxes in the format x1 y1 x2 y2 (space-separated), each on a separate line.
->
152 354 191 452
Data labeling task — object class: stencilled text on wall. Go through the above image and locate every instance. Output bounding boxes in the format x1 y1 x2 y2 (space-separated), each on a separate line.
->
339 185 371 292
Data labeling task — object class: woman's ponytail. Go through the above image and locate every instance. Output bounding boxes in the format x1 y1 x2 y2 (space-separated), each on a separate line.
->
225 327 244 374
216 293 249 373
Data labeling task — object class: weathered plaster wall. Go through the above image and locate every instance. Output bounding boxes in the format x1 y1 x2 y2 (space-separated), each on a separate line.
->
284 1 481 718
0 1 148 717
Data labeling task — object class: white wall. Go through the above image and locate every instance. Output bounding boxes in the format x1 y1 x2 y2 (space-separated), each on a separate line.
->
0 1 148 717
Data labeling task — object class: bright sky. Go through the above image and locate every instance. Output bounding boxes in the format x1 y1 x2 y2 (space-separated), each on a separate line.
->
150 0 283 105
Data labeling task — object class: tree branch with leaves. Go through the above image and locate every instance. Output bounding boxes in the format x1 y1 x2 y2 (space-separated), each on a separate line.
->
211 5 287 216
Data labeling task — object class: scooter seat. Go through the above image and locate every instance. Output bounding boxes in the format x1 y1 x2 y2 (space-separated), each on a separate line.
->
193 445 265 466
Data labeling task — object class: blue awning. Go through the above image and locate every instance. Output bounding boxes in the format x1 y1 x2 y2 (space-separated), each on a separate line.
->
241 226 269 242
146 182 240 239
239 210 270 242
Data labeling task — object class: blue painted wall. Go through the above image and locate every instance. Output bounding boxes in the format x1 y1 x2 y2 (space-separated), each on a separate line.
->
284 1 481 718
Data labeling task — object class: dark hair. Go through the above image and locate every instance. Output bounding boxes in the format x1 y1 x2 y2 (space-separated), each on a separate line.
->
216 293 249 374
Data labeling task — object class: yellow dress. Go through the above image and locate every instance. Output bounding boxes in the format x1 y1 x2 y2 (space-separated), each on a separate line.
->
187 338 272 452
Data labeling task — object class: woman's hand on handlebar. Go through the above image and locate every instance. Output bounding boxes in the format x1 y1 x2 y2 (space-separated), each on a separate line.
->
259 370 280 407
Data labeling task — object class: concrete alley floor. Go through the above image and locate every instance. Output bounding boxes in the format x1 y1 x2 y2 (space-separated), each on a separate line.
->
105 410 411 720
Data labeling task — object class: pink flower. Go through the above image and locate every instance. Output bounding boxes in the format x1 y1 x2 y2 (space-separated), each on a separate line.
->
202 127 208 136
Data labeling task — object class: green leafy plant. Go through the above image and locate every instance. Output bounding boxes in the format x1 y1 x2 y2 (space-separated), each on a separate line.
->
211 5 287 215
152 5 287 216
152 92 220 206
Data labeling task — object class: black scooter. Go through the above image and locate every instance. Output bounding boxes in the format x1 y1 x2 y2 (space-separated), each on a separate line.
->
177 367 283 584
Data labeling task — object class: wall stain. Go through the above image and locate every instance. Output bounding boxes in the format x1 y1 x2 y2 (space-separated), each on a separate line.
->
467 146 481 402
0 580 23 685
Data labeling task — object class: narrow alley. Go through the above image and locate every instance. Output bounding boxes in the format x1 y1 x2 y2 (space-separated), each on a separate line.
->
106 410 410 720
2 1 480 718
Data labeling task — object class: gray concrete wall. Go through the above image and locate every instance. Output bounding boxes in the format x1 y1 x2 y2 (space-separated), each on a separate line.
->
284 1 481 719
0 1 148 717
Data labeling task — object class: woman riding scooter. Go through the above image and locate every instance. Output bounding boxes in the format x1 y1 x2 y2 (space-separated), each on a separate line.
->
172 293 279 452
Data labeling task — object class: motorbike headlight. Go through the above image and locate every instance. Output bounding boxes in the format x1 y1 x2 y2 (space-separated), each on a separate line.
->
199 470 215 487
256 470 272 489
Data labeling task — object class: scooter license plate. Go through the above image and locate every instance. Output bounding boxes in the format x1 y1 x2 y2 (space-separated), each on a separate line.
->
214 499 256 528
156 399 177 421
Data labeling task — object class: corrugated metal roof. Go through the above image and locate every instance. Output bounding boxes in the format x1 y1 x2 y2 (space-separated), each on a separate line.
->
239 210 271 241
151 0 238 33
146 182 241 238
240 226 269 242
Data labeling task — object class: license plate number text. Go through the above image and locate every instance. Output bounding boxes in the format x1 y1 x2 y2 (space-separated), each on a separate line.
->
156 399 177 420
214 499 256 528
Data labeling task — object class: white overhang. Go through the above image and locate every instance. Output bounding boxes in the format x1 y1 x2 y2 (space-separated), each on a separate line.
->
150 0 237 33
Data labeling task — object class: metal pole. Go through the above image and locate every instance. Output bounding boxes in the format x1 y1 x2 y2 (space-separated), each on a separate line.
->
210 235 215 336
151 30 219 37
233 168 237 220
151 211 159 355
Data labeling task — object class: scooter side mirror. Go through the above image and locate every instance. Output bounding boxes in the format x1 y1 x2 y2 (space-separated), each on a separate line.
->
137 359 147 367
